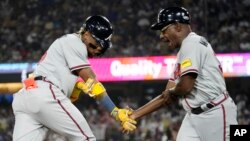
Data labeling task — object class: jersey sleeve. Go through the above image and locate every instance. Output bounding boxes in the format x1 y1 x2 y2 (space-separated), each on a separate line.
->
179 42 205 76
169 67 175 81
169 74 175 81
60 35 91 72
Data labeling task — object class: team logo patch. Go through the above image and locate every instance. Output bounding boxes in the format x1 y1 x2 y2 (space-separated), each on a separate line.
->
181 59 192 69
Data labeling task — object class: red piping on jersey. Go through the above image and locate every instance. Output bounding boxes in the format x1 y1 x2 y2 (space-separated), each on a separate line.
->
49 84 56 100
49 84 90 141
221 104 226 141
184 96 193 109
181 69 198 76
210 92 228 106
70 64 91 71
169 78 175 81
43 78 65 94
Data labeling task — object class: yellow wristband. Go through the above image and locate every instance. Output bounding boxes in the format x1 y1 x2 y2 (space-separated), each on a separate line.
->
90 82 106 97
70 82 82 102
111 107 119 120
76 79 106 97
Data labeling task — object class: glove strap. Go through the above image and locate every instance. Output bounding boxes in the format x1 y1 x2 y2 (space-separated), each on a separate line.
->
70 82 82 102
77 79 106 97
110 107 119 120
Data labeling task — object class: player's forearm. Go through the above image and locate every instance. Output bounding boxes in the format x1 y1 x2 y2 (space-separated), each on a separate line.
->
78 68 116 112
96 92 116 113
165 80 176 90
131 94 166 120
168 83 190 97
169 74 196 97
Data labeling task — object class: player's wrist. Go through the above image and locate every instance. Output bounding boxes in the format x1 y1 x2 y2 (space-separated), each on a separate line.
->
110 107 119 120
98 95 116 113
129 113 137 121
168 88 179 99
168 88 174 96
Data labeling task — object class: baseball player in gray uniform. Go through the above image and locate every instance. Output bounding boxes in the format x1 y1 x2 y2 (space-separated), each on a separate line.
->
129 7 238 141
12 15 136 141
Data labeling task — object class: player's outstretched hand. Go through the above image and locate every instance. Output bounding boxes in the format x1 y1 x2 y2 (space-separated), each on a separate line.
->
121 119 137 134
111 107 137 133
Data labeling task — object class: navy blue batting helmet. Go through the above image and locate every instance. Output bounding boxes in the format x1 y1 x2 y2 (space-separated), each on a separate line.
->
151 7 190 30
83 15 113 50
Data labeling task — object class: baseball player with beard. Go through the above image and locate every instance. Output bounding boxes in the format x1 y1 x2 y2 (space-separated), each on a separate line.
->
129 7 238 141
12 15 136 141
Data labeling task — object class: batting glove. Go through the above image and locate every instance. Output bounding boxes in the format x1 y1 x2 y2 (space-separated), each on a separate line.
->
76 78 106 98
111 107 137 132
121 120 137 133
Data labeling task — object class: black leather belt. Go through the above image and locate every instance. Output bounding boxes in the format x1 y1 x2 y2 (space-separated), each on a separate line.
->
191 93 229 114
34 76 45 81
34 76 65 94
191 103 214 115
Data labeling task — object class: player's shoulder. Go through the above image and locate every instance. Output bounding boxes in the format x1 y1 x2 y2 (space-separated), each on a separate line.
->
57 33 84 47
58 33 79 41
183 32 203 44
182 32 210 50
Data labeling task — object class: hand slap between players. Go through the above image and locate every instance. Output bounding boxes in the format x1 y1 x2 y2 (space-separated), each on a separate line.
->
74 78 137 132
121 107 137 133
111 107 137 133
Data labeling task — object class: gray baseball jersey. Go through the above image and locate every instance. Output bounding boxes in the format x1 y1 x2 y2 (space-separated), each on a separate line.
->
34 33 91 97
170 32 237 141
12 34 96 141
170 32 227 110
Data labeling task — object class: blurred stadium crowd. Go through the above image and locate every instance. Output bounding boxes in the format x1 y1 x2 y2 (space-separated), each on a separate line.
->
0 78 250 141
0 0 250 62
0 0 250 141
